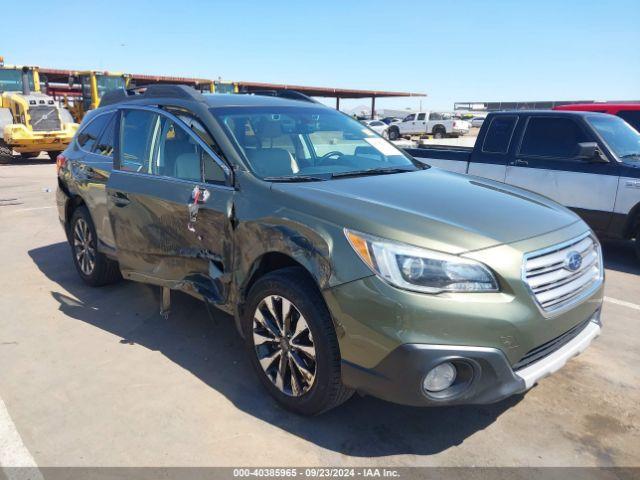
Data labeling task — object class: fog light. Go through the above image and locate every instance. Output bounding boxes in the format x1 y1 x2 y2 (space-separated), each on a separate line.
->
423 362 457 392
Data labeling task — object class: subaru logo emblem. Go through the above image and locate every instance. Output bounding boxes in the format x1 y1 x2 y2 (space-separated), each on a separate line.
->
565 251 582 271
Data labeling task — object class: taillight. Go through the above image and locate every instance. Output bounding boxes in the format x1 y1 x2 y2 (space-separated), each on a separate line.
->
56 153 67 174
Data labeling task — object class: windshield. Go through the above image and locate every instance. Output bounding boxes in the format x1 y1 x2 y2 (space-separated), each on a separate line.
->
0 69 35 92
212 106 418 179
587 115 640 162
96 75 126 93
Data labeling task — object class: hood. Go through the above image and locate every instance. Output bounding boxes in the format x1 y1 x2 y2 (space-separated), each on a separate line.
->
272 168 581 254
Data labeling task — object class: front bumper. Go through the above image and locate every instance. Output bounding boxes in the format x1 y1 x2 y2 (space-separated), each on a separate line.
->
341 312 601 406
324 222 604 406
5 124 76 153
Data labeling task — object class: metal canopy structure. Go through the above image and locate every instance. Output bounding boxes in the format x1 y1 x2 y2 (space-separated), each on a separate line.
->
236 81 425 116
38 67 425 117
40 68 211 87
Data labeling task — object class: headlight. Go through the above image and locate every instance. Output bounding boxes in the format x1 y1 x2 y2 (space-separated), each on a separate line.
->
344 229 499 293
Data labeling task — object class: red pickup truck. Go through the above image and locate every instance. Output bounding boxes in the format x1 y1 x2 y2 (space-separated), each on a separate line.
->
554 103 640 132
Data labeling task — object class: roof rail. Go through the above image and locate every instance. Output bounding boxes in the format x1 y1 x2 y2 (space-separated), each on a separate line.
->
241 89 320 104
100 84 204 107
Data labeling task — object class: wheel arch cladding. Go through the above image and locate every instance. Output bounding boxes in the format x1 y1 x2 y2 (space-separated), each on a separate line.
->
232 221 335 334
66 195 87 235
236 220 333 291
625 201 640 238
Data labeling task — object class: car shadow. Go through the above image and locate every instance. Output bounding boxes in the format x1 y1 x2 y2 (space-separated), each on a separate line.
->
0 155 55 166
601 239 640 275
29 241 522 457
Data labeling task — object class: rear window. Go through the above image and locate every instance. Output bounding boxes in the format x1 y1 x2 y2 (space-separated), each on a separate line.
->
481 116 517 154
119 110 159 173
519 117 589 159
617 110 640 133
77 113 112 152
94 115 116 157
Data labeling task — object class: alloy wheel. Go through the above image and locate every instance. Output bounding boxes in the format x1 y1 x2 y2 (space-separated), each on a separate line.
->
252 295 317 397
73 218 96 276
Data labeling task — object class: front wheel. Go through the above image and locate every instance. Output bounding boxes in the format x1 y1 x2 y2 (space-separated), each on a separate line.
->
243 267 353 415
69 206 121 287
388 127 399 140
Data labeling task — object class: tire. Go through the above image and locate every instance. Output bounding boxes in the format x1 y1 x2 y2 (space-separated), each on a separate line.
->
433 128 446 139
0 139 13 159
242 267 353 415
635 226 640 262
69 206 121 287
388 127 399 141
19 152 41 160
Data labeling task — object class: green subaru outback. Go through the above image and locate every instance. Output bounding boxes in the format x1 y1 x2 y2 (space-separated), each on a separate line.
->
56 86 603 415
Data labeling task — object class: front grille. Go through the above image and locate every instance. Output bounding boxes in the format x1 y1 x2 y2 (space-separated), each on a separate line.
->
29 106 61 132
513 318 590 370
523 233 602 314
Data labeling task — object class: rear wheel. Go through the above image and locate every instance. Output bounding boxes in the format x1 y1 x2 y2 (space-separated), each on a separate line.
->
70 207 121 287
433 127 446 139
243 267 353 415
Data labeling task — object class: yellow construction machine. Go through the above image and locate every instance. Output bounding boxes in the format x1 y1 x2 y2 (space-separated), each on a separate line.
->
213 80 238 94
0 58 77 159
66 70 129 121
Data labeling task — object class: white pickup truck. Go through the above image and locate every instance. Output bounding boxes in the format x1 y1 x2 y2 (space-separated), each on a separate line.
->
388 111 470 140
405 110 640 260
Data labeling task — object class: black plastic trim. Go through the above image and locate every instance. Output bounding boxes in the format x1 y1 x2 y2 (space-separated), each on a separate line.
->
341 344 526 407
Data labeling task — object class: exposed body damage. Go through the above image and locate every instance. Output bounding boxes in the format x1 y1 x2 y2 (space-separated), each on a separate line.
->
57 86 604 415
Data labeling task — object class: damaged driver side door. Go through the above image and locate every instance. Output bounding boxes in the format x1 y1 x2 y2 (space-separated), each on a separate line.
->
106 106 235 304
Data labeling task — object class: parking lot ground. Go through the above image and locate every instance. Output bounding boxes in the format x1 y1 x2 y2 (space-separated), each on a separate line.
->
0 162 639 468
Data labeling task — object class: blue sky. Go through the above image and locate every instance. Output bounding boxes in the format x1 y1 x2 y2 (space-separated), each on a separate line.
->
3 0 639 111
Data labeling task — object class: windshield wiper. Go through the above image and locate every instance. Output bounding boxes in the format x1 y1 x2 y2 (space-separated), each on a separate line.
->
263 175 326 182
330 167 416 179
619 153 640 159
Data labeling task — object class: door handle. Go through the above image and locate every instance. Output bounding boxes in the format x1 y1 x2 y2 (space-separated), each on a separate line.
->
109 191 130 207
84 165 100 179
513 159 528 166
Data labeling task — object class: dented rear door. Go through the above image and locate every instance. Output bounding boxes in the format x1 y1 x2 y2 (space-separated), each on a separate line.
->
107 106 234 303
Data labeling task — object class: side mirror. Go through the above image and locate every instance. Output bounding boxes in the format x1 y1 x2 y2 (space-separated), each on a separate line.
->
577 142 608 163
